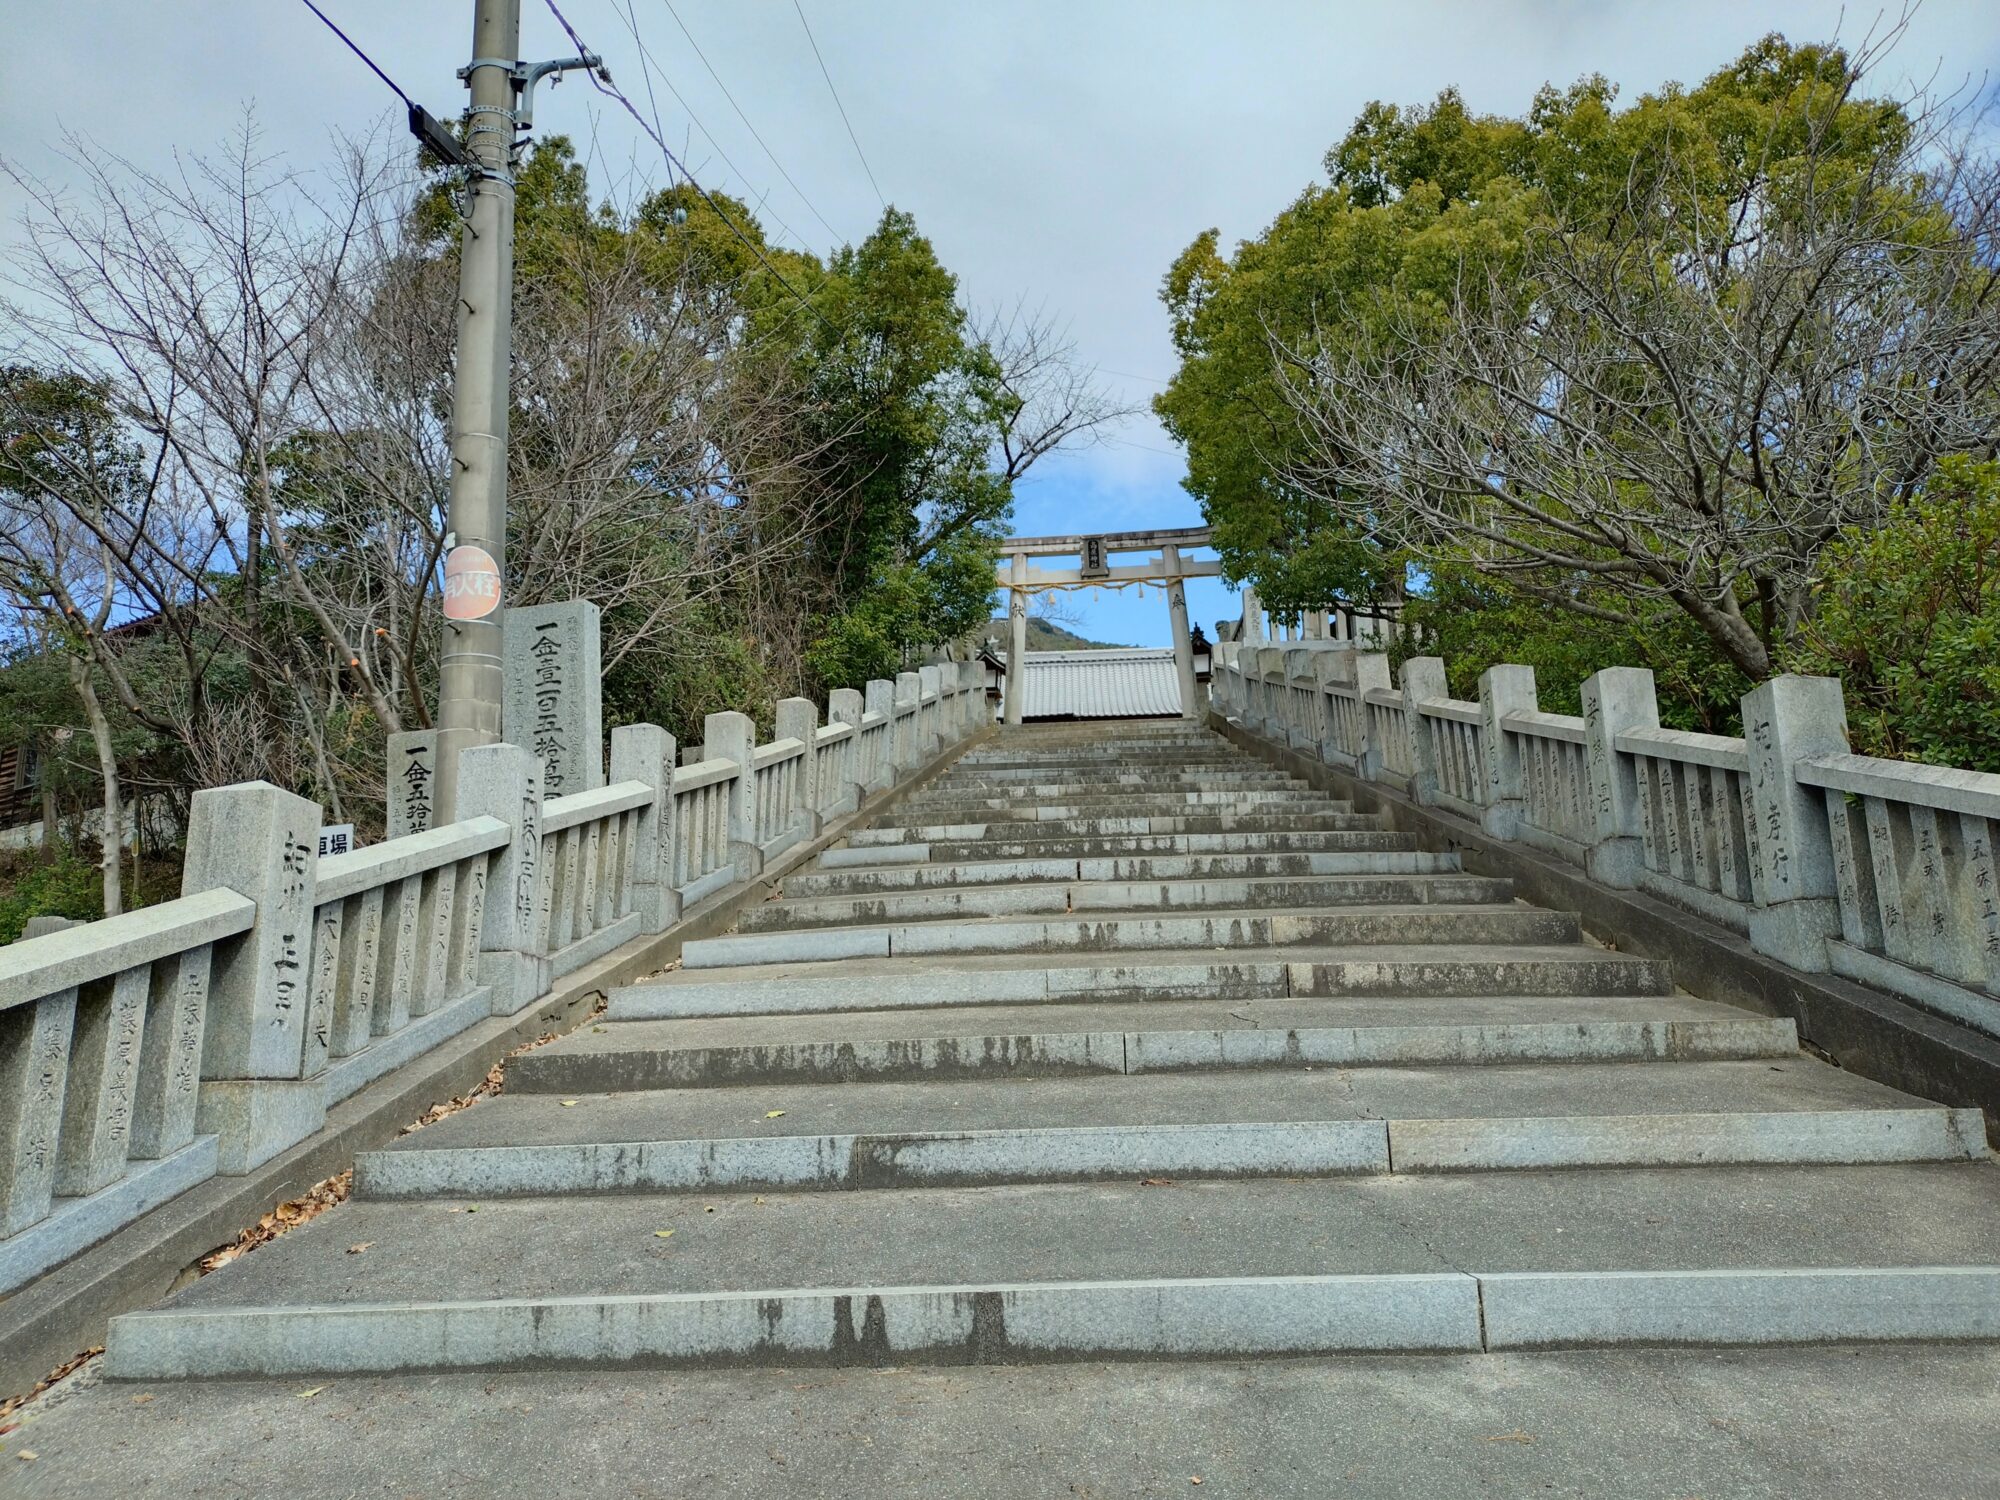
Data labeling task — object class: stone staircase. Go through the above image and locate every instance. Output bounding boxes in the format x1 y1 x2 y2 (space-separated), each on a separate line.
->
104 721 2000 1378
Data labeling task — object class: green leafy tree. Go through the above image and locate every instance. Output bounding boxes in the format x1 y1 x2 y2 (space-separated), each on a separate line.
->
1158 36 1999 719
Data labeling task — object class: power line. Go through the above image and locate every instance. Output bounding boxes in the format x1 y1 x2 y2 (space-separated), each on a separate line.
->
295 0 415 109
792 0 886 209
606 0 814 255
657 0 844 242
539 0 839 335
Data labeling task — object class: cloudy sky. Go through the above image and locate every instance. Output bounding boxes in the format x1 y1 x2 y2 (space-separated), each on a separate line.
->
4 1 1994 645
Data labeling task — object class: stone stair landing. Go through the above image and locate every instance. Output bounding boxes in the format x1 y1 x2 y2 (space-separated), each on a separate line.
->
103 720 2000 1379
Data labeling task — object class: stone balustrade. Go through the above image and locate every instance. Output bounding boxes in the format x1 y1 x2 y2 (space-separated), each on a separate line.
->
312 815 511 1107
0 655 989 1295
1215 642 2000 1048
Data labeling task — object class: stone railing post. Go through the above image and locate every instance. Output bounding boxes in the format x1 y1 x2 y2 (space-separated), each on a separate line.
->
1283 648 1316 751
958 661 983 738
182 781 326 1174
1314 650 1350 764
704 710 763 879
457 741 550 1014
1476 664 1538 838
864 679 896 792
1354 652 1393 782
893 671 921 773
1217 645 1240 722
609 723 678 934
827 688 866 809
1253 647 1286 738
1399 656 1448 805
1580 667 1659 886
774 697 822 840
1742 675 1850 972
917 665 942 758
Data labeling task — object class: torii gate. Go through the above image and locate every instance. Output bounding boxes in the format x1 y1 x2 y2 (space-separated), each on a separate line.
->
997 526 1221 723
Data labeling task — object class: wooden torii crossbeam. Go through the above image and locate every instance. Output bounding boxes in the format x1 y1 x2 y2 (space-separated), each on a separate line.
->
995 527 1221 723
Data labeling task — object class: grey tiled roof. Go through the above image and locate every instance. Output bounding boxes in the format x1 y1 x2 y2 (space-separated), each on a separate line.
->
1019 648 1182 719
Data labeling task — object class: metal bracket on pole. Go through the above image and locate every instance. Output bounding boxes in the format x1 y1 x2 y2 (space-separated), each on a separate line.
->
458 53 605 134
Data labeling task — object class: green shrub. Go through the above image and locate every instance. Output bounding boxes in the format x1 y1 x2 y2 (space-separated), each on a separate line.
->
1789 457 2000 770
0 841 187 944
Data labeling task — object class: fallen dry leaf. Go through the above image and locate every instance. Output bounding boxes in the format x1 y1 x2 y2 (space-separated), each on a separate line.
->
560 1100 579 1108
16 1449 37 1462
0 1345 103 1424
765 1110 786 1119
1140 1178 1178 1188
198 1172 352 1274
654 1229 675 1239
346 1242 376 1256
704 1205 716 1214
296 1386 327 1400
183 1005 603 1291
129 1394 153 1405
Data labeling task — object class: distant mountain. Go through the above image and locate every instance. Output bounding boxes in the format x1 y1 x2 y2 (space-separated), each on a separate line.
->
982 618 1131 653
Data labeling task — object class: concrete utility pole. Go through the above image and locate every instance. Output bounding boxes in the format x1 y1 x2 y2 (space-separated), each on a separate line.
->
433 0 522 822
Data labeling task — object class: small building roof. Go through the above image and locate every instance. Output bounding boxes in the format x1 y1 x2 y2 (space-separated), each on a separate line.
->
1019 648 1182 720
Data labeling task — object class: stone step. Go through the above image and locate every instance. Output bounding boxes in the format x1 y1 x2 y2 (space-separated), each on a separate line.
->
359 1049 1974 1198
952 752 1243 770
739 873 1519 931
929 771 1305 792
928 767 1304 785
611 944 1675 1019
510 994 1800 1092
928 764 1304 788
958 748 1241 761
349 1056 1977 1200
684 906 1580 970
780 850 1467 897
907 790 1322 810
818 832 1428 868
105 1164 2000 1377
848 814 1388 845
874 796 1348 826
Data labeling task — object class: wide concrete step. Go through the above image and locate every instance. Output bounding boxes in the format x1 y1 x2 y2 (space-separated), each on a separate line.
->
863 807 1370 838
880 800 1336 824
510 994 1800 1092
781 850 1467 897
684 906 1580 970
612 944 1675 1019
955 754 1246 768
106 1164 2000 1377
927 766 1305 785
818 832 1427 868
886 789 1339 817
739 873 1519 931
845 822 1404 854
904 790 1323 811
350 1057 1979 1200
929 777 1306 798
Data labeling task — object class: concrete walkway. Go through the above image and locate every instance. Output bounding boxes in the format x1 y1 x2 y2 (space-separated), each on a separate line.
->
17 721 2000 1488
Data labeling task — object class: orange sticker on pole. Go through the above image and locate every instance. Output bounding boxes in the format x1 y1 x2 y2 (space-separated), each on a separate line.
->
442 545 502 620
